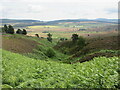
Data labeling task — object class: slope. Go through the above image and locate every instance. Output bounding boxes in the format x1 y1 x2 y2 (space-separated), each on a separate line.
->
2 50 119 88
2 34 41 54
2 34 68 61
54 35 119 63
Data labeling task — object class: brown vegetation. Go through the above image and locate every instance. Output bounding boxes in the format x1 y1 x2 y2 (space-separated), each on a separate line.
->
2 35 41 54
73 52 119 64
72 35 119 57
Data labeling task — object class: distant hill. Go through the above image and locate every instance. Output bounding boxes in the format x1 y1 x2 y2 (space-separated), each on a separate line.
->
0 18 118 28
95 18 118 23
0 19 43 28
46 18 117 25
1 18 117 23
45 19 91 25
1 19 42 23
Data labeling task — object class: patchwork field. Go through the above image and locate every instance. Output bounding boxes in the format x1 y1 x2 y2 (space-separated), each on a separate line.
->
15 20 116 39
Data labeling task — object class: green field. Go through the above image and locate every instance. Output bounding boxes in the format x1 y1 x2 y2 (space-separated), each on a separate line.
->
28 25 60 29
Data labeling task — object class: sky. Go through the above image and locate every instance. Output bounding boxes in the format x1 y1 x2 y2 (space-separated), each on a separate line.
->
0 0 119 21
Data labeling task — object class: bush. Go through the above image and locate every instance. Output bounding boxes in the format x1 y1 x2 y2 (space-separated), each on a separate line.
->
77 36 86 49
46 48 55 58
60 38 68 41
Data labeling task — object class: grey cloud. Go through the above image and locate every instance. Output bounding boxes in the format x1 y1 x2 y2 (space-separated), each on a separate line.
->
1 1 118 20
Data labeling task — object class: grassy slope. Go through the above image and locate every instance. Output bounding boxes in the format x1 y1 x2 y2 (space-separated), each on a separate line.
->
54 35 119 63
1 34 119 88
2 50 119 88
2 34 68 61
2 34 119 63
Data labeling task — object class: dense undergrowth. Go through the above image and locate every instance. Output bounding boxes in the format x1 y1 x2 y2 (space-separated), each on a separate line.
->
2 50 119 88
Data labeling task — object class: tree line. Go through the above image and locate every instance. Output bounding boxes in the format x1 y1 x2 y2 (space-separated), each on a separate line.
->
2 24 27 35
38 32 86 48
2 24 85 47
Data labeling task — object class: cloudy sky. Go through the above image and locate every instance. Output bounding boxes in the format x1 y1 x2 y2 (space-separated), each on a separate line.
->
0 0 119 21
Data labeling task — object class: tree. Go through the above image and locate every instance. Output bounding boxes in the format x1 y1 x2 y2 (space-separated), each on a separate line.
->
47 33 52 42
47 33 52 37
16 29 22 34
8 25 14 34
22 29 27 35
47 37 52 42
35 34 39 38
71 34 79 42
77 36 86 49
3 24 8 33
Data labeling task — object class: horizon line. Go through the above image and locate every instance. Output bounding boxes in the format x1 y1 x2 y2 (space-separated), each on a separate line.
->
0 18 118 22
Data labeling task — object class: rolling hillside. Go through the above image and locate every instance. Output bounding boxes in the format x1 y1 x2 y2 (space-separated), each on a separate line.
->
2 35 41 53
1 17 119 88
1 33 119 88
2 49 119 88
1 18 117 27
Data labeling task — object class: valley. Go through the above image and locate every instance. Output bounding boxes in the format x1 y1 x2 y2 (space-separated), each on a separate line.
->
1 18 119 88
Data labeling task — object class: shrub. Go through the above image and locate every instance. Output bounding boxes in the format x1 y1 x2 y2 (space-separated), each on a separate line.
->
77 36 86 49
60 38 68 41
46 48 55 58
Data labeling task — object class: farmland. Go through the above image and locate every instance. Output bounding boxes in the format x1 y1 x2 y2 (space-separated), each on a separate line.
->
1 19 118 38
24 20 117 38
